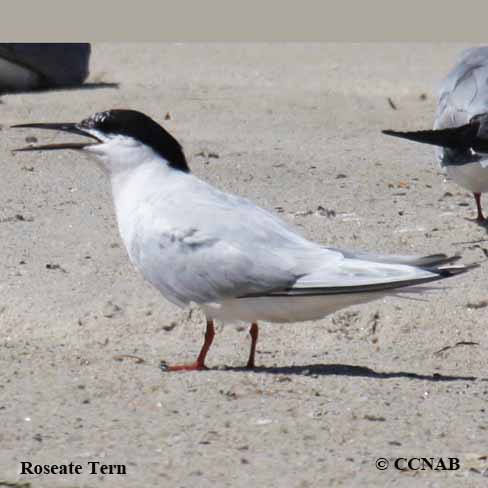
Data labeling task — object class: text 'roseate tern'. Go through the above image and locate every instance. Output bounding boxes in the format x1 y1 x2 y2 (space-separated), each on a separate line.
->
383 46 488 224
13 109 474 371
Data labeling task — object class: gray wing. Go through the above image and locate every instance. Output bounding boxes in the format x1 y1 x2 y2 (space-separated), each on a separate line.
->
435 47 488 164
130 177 465 307
436 46 488 129
131 179 339 306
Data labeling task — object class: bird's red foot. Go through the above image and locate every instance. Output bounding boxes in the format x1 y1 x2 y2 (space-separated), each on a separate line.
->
245 322 259 369
160 360 208 372
471 193 487 226
477 218 488 227
160 319 215 373
465 216 488 227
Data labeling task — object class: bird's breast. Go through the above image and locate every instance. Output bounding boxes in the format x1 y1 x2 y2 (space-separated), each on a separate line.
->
109 163 179 264
445 162 488 193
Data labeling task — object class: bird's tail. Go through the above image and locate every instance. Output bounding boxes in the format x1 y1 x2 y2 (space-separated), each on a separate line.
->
326 250 462 269
383 119 488 153
246 258 477 298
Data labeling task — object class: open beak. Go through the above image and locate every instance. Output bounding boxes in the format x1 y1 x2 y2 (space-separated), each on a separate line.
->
11 122 102 152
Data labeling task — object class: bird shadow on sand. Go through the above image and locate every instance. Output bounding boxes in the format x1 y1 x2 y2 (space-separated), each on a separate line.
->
0 81 119 96
221 363 481 382
50 82 120 91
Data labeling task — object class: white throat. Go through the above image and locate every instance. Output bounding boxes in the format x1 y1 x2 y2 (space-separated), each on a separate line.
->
84 136 164 176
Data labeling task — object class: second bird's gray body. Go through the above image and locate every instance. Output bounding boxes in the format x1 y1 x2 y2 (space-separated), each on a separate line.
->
435 47 488 192
382 46 488 218
436 46 488 141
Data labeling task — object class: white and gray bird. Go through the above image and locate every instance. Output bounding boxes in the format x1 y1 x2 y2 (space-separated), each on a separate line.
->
384 46 488 224
13 110 472 371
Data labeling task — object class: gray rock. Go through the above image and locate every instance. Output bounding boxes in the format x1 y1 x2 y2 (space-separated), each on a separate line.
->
0 43 90 92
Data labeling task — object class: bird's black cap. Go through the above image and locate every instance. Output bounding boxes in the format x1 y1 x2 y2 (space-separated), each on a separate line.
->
81 109 190 172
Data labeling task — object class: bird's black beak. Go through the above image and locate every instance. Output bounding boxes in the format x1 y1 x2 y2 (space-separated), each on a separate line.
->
11 122 101 152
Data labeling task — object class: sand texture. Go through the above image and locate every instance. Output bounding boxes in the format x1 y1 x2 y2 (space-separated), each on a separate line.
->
1 43 488 487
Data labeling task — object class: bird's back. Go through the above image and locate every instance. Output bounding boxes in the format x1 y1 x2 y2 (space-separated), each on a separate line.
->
434 47 488 165
436 47 488 130
110 161 338 306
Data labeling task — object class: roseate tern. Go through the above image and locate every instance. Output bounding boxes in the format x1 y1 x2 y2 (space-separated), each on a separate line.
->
383 46 488 224
13 109 473 371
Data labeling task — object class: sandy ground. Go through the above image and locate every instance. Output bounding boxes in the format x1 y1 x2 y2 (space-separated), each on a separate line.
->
1 43 488 487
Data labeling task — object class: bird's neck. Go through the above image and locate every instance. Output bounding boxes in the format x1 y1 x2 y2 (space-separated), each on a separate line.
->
110 158 179 203
109 158 189 262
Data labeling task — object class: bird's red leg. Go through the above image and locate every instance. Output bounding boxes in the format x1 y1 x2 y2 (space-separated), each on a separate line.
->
246 322 259 369
474 192 486 223
165 319 215 372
